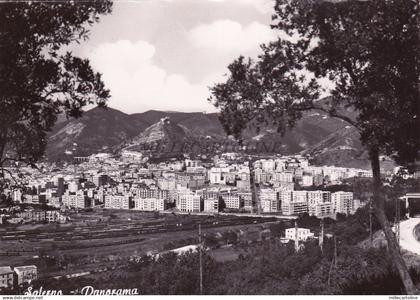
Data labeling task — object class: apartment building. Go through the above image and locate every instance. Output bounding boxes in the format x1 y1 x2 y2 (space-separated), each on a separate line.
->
14 265 37 286
260 188 279 213
332 192 354 215
133 198 167 211
309 202 334 218
307 191 331 206
239 192 253 211
177 193 202 212
104 194 131 210
272 171 294 183
281 191 308 215
0 266 14 288
204 198 219 213
223 192 240 209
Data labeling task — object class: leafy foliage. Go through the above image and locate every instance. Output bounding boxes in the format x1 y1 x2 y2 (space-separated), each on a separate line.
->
209 0 419 167
0 1 112 174
209 0 420 293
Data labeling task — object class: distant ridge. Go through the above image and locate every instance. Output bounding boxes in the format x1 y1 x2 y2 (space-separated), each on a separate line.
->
46 104 371 168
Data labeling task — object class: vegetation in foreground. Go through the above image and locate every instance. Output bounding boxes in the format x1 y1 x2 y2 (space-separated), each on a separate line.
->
3 194 419 295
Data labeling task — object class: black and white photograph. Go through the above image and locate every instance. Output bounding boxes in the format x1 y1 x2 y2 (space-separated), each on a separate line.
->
0 0 419 296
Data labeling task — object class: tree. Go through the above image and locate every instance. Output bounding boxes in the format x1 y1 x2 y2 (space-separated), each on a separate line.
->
0 1 112 182
209 0 419 294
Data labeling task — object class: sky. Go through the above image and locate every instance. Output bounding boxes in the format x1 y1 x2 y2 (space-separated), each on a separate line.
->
70 0 278 114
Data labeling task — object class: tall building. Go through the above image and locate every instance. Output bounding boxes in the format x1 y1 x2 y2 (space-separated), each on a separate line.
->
56 177 64 196
280 190 293 215
204 198 219 213
12 189 22 203
177 193 202 212
222 192 240 209
332 192 354 215
239 192 253 211
281 191 308 215
260 188 279 213
307 191 331 206
309 202 333 218
272 171 293 183
307 191 333 218
62 190 91 209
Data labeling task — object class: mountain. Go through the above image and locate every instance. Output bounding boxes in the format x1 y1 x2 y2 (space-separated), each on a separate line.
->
124 116 195 155
131 111 224 137
46 107 149 161
302 126 370 169
46 105 369 167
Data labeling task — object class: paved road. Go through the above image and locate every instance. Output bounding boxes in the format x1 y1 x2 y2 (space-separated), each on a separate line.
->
399 218 420 255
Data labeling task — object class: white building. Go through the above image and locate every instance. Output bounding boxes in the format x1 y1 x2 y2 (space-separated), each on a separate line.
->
12 190 22 203
177 193 202 212
133 198 166 211
223 193 240 209
204 198 219 213
285 228 314 241
281 191 309 215
14 265 37 286
208 167 230 185
104 195 131 210
0 266 14 288
307 191 331 206
260 159 275 172
272 172 294 183
309 202 334 218
301 175 314 187
260 188 279 213
332 191 354 215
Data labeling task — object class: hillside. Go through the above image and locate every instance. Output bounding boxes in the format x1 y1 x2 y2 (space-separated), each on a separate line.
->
46 107 149 161
125 117 195 154
46 105 369 167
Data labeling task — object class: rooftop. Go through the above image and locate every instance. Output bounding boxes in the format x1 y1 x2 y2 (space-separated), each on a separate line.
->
0 266 13 275
14 265 37 271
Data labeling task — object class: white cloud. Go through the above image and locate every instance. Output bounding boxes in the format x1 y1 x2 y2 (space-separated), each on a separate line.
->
207 0 274 14
88 40 216 113
188 19 276 54
158 0 275 13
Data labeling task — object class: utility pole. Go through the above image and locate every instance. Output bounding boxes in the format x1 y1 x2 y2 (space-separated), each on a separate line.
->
328 234 337 287
334 235 337 268
294 221 299 252
319 219 324 253
369 199 373 245
248 156 258 215
198 223 203 295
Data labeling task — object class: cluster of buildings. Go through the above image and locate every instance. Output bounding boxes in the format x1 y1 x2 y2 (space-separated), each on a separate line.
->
260 188 357 218
0 207 66 225
0 265 37 290
252 157 372 186
2 154 367 219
